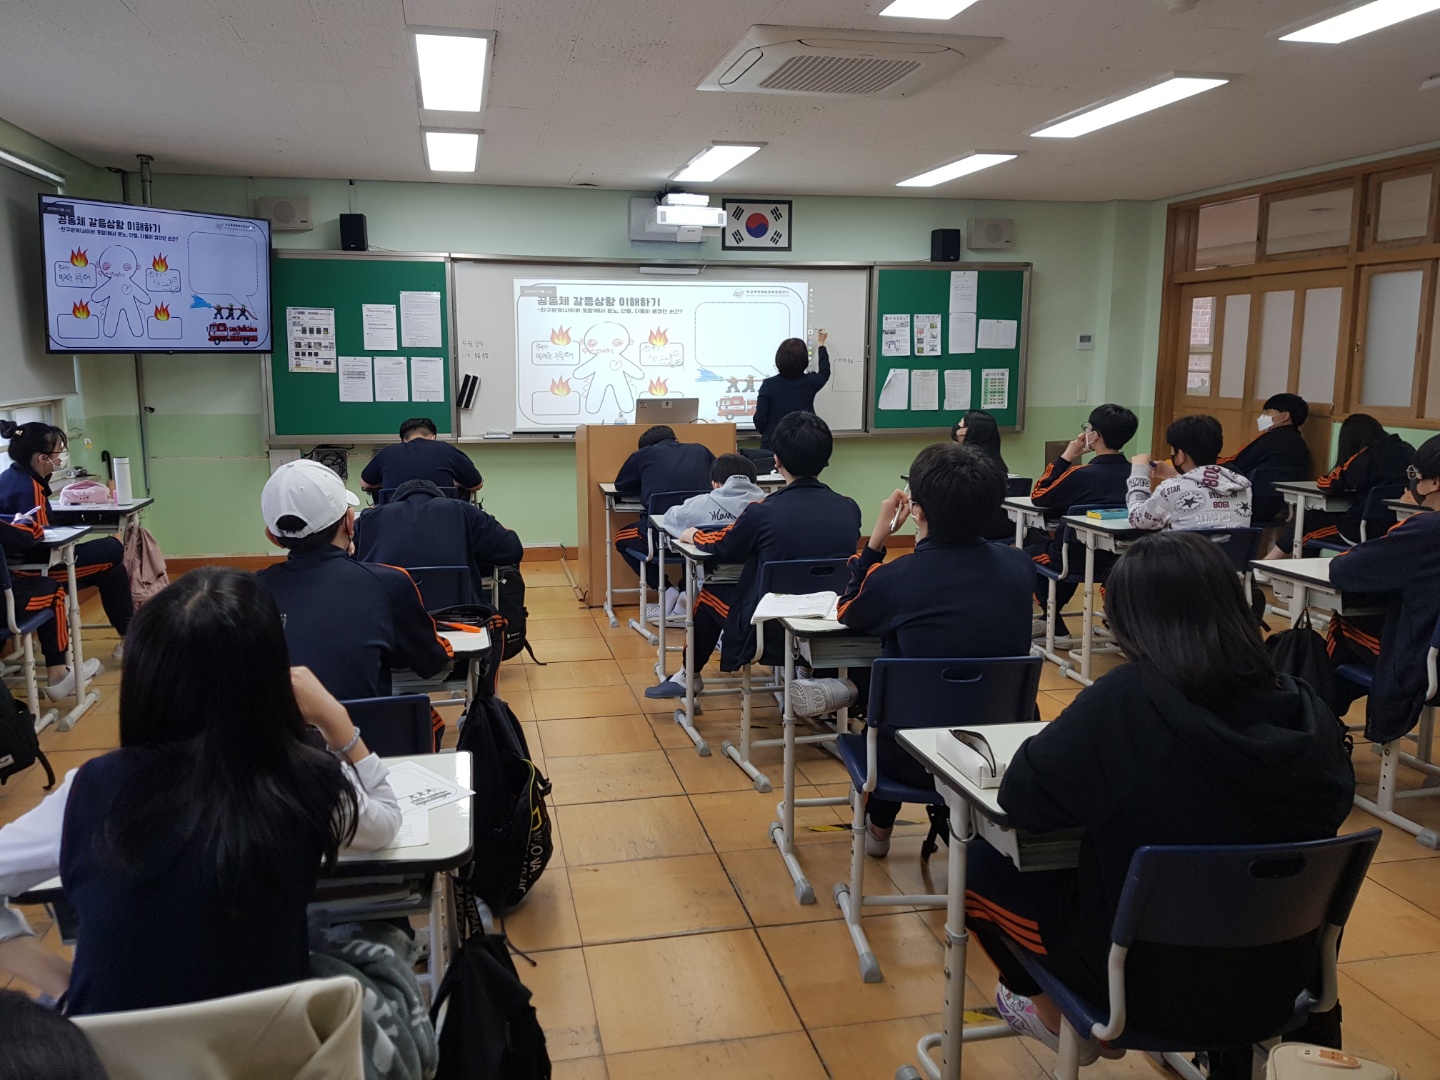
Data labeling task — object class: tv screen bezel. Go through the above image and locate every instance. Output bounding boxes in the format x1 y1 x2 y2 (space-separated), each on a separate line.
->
38 193 274 356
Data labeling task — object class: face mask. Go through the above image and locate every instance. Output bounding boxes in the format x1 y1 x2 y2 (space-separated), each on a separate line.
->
1081 431 1094 452
1256 414 1274 432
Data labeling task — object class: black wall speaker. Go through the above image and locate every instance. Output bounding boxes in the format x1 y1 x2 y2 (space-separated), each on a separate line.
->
339 213 369 252
930 228 962 262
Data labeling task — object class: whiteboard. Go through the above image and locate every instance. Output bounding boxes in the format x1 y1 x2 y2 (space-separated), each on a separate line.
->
453 260 869 436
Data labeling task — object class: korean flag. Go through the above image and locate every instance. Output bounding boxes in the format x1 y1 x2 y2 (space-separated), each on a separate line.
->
722 200 792 251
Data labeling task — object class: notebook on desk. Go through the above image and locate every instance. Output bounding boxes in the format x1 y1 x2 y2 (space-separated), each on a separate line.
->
42 526 88 543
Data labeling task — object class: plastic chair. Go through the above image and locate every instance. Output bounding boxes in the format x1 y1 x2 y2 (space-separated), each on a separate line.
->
1008 829 1380 1080
1190 526 1264 594
1005 476 1034 497
1248 465 1294 529
1304 485 1405 554
0 558 55 726
1034 503 1119 659
404 565 473 611
833 656 1042 982
340 694 435 756
625 489 706 649
374 485 461 505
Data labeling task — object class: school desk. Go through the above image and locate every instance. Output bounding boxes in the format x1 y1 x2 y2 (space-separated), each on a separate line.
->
14 525 98 733
1385 498 1424 523
1050 515 1144 687
1002 495 1046 548
48 498 154 632
1274 481 1354 558
1249 557 1384 626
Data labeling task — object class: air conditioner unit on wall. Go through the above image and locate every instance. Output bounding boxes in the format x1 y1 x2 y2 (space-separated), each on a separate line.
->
698 25 1001 99
254 195 313 232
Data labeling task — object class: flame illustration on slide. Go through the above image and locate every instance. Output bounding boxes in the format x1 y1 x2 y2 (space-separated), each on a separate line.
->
648 327 669 347
69 249 88 267
151 253 169 272
549 378 572 396
71 301 91 319
153 304 170 321
549 327 572 346
647 378 669 396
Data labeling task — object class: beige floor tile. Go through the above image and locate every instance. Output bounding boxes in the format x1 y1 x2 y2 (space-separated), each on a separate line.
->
521 720 547 774
1344 951 1440 1034
615 655 666 677
645 711 700 750
1037 690 1081 721
811 1013 1043 1080
605 635 668 659
547 751 682 805
508 694 537 723
720 841 907 927
1367 856 1440 918
585 930 801 1055
690 787 850 853
570 853 749 944
527 947 603 1061
38 709 119 754
553 1058 610 1080
758 912 944 1027
794 749 851 787
534 686 643 722
606 1032 828 1080
1350 806 1440 863
529 601 591 621
527 660 629 691
665 745 784 795
497 664 529 694
1332 970 1440 1080
529 638 618 663
1340 880 1440 961
540 714 660 758
527 617 606 643
561 795 713 866
504 866 582 953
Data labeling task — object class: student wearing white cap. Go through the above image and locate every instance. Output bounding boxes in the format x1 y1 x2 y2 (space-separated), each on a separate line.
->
255 460 452 724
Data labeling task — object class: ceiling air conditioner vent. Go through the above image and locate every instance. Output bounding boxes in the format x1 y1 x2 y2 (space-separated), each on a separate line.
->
699 25 1001 100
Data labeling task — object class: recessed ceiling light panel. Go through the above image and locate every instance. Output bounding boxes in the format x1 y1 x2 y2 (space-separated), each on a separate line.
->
672 143 764 183
896 152 1016 187
424 130 481 172
878 0 983 18
412 30 491 112
1030 75 1228 138
1281 0 1440 43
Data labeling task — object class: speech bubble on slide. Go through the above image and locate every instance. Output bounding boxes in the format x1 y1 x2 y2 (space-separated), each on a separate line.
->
694 302 796 370
146 268 181 293
54 262 97 288
188 232 260 297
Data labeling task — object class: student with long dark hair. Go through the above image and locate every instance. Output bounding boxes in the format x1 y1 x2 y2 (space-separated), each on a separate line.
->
966 532 1354 1059
0 568 401 1015
0 422 132 670
951 410 1012 540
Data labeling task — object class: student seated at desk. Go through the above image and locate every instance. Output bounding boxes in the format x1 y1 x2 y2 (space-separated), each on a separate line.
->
951 410 1012 541
354 478 523 599
645 412 860 699
1025 404 1138 642
1325 435 1440 743
824 442 1035 854
0 422 132 655
360 417 482 497
612 424 716 603
1218 393 1313 521
0 569 402 1015
0 511 97 700
1126 414 1251 531
753 331 830 453
1263 413 1413 560
256 461 452 707
967 532 1353 1059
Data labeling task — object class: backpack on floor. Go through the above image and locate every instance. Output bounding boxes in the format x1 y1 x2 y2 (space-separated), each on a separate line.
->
121 525 169 609
495 564 542 663
0 691 53 789
430 931 551 1080
454 694 553 912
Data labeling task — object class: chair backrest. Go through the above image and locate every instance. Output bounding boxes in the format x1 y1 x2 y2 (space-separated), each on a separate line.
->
375 485 461 505
1248 465 1287 515
1005 476 1033 498
758 557 851 595
645 489 708 517
405 564 472 610
1188 526 1263 573
1359 483 1405 530
1425 611 1440 700
867 656 1042 731
339 694 434 756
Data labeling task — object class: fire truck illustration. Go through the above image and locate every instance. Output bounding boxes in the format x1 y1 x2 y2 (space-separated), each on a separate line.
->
207 321 260 345
716 395 755 419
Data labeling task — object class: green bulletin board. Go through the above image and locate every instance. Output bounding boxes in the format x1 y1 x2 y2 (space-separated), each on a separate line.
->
868 263 1031 432
267 253 452 442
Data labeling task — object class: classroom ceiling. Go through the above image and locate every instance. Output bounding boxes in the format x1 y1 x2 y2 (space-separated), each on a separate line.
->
1 0 1438 202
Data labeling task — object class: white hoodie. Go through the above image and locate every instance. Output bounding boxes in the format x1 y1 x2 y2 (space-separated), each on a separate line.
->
1126 462 1252 531
660 475 766 536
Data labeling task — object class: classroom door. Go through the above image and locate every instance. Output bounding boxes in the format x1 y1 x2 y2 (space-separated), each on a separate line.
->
1172 270 1349 465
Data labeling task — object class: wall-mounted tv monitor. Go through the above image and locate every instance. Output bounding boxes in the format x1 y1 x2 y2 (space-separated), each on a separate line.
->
39 195 271 354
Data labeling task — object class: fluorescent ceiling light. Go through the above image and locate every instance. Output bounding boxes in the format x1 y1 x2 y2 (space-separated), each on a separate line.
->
897 152 1015 188
424 131 480 172
414 32 489 111
879 0 982 17
0 149 64 185
673 144 763 183
1280 0 1440 43
1031 76 1228 139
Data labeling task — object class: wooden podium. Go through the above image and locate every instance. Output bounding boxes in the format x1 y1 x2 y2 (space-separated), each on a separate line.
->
574 423 737 609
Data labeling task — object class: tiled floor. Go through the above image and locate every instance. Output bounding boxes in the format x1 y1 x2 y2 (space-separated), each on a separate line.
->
4 562 1440 1079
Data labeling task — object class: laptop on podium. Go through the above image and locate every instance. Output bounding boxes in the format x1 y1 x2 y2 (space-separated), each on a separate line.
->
634 397 700 424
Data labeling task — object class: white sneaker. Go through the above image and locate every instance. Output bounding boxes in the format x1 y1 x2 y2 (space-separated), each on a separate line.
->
45 658 104 701
646 604 686 629
789 677 857 719
112 641 124 661
995 983 1100 1065
1030 616 1048 638
864 818 891 858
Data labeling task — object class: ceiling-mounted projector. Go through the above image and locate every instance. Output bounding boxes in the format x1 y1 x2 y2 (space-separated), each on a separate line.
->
644 194 725 243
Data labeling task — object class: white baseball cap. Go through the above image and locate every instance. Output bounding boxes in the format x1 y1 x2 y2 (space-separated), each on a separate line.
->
261 459 359 538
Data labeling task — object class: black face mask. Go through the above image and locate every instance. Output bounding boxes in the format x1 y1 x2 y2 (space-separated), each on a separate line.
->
1410 477 1426 503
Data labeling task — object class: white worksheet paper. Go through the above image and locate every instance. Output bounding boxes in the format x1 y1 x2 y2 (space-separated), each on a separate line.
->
911 368 940 411
949 311 977 354
949 270 978 314
978 319 1018 350
944 369 972 411
878 367 909 410
751 591 840 624
410 355 445 402
382 811 431 850
981 368 1010 410
914 314 941 357
374 356 410 402
385 761 474 815
338 356 373 403
400 291 444 349
361 304 398 352
881 313 911 357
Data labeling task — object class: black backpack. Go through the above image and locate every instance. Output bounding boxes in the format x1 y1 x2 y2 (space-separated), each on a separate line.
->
430 604 507 699
494 565 541 663
455 694 554 912
0 692 53 789
430 931 551 1080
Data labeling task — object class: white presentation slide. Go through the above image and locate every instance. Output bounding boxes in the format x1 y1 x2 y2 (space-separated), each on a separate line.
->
514 278 807 429
40 196 271 352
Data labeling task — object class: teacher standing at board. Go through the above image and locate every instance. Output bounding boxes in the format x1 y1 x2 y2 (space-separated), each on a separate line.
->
753 330 831 451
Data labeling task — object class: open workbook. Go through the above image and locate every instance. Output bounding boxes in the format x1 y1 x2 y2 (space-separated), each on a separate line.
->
750 591 840 624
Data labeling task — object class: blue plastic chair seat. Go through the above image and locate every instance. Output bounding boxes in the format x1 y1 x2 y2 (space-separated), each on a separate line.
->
0 608 53 643
1336 663 1374 690
837 731 946 808
1035 562 1085 585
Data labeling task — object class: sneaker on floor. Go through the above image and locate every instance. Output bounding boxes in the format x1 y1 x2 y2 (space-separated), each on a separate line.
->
644 675 702 699
644 603 665 625
864 818 891 858
789 677 857 719
1030 616 1048 638
45 657 104 702
112 640 124 661
995 983 1099 1066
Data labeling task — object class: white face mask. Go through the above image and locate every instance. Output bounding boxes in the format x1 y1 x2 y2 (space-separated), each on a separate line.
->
1256 414 1274 432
